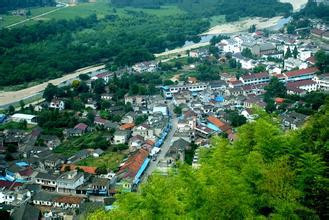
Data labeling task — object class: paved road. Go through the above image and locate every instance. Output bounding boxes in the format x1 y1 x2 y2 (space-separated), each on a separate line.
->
0 64 105 108
141 102 178 183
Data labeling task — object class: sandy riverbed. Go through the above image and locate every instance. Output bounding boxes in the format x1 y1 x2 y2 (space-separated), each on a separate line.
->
279 0 308 12
202 16 283 35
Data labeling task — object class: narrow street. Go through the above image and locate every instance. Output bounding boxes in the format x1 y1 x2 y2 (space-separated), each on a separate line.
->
141 102 178 183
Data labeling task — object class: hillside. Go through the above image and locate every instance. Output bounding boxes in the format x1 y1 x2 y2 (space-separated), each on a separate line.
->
89 104 329 219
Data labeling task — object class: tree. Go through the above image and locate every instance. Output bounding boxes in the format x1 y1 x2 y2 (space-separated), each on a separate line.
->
96 166 107 175
7 105 15 115
252 65 266 73
72 80 80 89
248 24 256 33
293 46 298 59
315 50 329 73
286 24 296 34
43 83 58 102
264 77 287 102
92 79 106 94
89 108 329 219
228 111 247 127
174 106 182 115
79 74 90 81
285 47 292 59
241 48 254 59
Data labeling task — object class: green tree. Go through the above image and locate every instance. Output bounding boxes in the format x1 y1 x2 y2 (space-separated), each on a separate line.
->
293 46 298 59
285 47 292 59
43 83 58 102
248 24 256 33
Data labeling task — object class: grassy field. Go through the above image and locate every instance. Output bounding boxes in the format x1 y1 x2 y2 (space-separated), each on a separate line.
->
0 1 184 28
0 6 58 27
77 151 126 171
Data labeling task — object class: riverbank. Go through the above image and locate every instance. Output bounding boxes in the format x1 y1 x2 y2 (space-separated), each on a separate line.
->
202 16 283 35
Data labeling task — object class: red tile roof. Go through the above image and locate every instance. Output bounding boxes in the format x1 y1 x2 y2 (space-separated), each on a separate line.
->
207 116 225 128
306 56 316 64
287 80 316 88
119 123 135 130
94 117 107 124
61 165 96 174
284 67 318 78
18 166 33 177
117 148 149 179
74 123 88 131
0 180 23 190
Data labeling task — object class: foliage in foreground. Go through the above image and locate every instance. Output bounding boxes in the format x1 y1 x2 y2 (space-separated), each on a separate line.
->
89 102 329 219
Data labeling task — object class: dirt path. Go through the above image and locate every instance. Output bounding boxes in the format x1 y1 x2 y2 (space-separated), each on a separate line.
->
0 64 105 107
6 3 68 28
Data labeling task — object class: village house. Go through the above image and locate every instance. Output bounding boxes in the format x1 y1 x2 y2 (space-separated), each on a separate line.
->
116 148 149 190
34 172 58 191
54 195 84 209
56 170 85 194
232 53 257 70
283 67 318 82
251 43 277 56
240 72 270 85
113 130 131 144
49 98 65 111
286 80 318 95
281 112 308 130
314 73 329 90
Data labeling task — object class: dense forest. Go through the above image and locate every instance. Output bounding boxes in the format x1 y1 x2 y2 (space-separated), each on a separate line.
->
112 0 293 21
0 0 55 13
89 103 329 219
0 12 209 86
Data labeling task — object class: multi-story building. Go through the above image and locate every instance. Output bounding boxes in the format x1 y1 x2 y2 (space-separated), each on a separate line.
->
240 72 270 85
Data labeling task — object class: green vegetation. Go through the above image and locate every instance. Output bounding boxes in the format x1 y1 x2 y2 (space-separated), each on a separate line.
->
0 11 208 86
112 0 292 21
77 151 126 171
54 132 109 156
296 1 329 23
89 101 329 219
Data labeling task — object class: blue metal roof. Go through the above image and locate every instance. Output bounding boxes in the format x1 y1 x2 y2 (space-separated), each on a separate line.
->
207 122 221 132
133 158 150 185
0 114 6 123
214 96 224 102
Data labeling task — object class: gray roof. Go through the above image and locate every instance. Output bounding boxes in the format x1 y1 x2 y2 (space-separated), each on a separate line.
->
32 191 60 201
172 138 190 149
35 172 58 180
11 203 40 220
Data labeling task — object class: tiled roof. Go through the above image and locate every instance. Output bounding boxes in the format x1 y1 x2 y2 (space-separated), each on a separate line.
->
207 116 225 128
287 80 316 88
60 165 96 174
284 67 318 78
74 123 88 131
94 117 107 124
0 180 23 190
118 148 149 179
119 123 135 130
54 195 84 204
241 72 269 80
